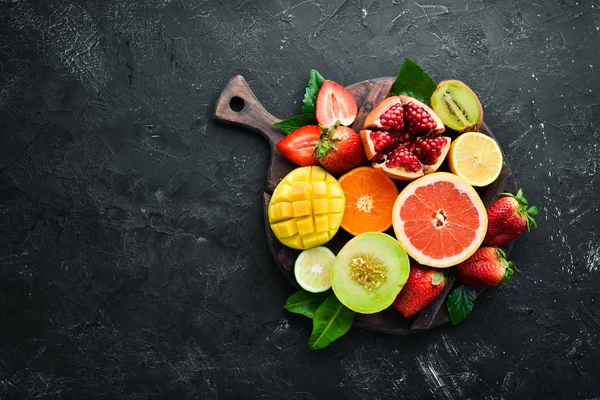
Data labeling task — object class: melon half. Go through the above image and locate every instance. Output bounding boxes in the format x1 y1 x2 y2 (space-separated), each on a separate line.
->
331 232 410 314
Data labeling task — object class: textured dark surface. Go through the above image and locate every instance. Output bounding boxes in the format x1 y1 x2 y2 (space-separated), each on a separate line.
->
1 0 599 398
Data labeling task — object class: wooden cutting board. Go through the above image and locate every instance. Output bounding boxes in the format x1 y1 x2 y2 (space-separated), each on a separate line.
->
214 75 516 334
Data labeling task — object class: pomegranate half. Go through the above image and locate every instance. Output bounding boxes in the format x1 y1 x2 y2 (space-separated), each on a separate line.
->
360 95 449 180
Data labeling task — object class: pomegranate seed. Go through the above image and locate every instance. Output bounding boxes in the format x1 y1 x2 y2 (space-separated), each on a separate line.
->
404 102 437 136
412 137 447 165
385 144 421 172
370 131 396 154
380 103 405 132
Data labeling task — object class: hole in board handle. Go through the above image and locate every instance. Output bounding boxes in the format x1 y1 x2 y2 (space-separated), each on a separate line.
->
230 96 245 112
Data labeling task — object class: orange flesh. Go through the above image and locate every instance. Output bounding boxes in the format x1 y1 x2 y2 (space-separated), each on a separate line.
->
339 167 398 236
399 181 479 259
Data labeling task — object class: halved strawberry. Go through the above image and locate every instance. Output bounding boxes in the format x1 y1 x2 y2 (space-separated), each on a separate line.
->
275 126 321 166
315 80 358 127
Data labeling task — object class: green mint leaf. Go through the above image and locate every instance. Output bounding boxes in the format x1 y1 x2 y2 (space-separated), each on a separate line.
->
272 114 317 134
308 293 354 350
389 58 437 106
447 285 476 325
284 290 330 319
301 69 326 115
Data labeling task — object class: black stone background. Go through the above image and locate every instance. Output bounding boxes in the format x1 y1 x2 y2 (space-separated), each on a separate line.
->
1 0 599 398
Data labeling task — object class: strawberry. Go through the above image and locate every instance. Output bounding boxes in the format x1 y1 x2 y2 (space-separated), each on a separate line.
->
393 264 446 318
457 247 514 288
315 80 358 127
275 125 321 166
314 124 366 174
484 189 539 247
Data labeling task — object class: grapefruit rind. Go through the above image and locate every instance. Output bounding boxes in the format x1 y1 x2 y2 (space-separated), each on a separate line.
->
331 232 410 314
392 172 488 268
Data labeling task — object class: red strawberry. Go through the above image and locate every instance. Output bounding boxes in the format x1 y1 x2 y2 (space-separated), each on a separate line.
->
315 80 358 127
314 125 366 174
484 189 539 247
393 264 446 318
457 247 514 288
275 125 321 166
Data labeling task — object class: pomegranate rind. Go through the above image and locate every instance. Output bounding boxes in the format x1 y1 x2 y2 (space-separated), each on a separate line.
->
392 172 488 268
359 129 378 160
398 95 445 136
363 96 403 130
374 161 424 181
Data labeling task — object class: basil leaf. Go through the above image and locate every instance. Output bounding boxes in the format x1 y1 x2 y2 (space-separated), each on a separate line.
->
301 69 326 115
447 285 476 325
272 114 317 134
284 290 330 319
390 58 437 106
308 293 354 350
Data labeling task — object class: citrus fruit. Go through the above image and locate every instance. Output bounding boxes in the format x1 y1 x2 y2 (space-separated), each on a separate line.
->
430 80 483 132
337 167 399 236
331 232 410 314
392 172 488 268
294 246 336 293
447 131 503 187
268 166 345 250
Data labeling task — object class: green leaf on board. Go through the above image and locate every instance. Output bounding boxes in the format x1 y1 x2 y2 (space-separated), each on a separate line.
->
272 114 317 134
390 58 437 106
447 285 476 325
284 290 330 319
308 293 354 350
301 69 326 115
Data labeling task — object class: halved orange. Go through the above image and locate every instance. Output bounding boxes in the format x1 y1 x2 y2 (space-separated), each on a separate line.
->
392 172 487 268
338 167 399 236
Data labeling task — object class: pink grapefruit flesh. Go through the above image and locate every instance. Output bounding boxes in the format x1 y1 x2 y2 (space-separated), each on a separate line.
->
392 172 488 268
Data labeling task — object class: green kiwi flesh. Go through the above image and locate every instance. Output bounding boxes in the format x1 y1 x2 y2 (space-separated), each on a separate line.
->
431 80 483 132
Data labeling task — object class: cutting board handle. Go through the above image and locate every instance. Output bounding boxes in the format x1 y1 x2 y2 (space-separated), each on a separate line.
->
213 75 284 147
213 75 293 193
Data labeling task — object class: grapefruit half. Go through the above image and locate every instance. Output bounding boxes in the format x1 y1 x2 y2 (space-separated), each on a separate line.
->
392 172 487 268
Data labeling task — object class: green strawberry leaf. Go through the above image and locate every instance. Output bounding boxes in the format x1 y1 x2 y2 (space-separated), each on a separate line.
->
527 214 538 230
301 69 326 115
389 58 437 106
272 114 317 134
447 285 477 325
284 289 330 319
528 206 539 216
432 271 445 286
500 263 515 286
308 293 354 350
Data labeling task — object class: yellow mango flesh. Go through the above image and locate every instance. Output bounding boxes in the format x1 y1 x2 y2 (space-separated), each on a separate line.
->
268 166 346 250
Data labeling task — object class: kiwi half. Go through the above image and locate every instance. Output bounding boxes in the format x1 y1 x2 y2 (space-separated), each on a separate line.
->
330 232 409 314
431 80 483 132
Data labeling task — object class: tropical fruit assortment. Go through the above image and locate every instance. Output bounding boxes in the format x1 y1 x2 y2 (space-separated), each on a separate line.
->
270 59 539 350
